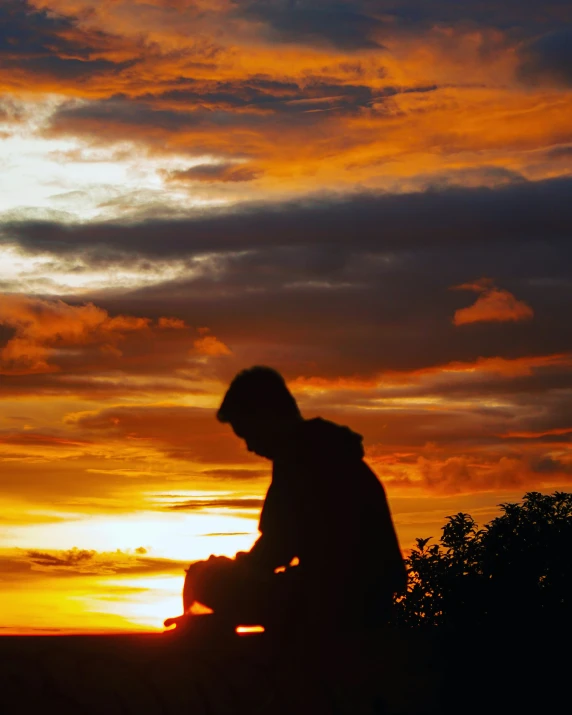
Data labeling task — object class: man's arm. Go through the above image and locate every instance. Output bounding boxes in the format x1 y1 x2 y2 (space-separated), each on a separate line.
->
238 481 299 572
239 530 297 572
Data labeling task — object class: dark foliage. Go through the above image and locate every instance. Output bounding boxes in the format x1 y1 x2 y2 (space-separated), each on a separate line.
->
395 491 572 630
392 492 572 713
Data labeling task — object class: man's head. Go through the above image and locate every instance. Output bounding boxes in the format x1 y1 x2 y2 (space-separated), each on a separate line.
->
217 366 302 459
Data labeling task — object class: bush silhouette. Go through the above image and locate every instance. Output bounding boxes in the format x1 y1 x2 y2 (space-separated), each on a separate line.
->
395 491 572 630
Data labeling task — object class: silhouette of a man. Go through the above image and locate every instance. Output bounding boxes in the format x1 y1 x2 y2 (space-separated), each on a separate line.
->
166 366 406 635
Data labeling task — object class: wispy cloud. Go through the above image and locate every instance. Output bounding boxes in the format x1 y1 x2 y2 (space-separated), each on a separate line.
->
0 547 187 580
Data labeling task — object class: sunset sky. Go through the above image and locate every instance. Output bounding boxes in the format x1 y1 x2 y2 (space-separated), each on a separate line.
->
1 0 571 633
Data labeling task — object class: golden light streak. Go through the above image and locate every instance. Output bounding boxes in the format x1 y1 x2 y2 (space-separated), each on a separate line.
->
236 626 265 635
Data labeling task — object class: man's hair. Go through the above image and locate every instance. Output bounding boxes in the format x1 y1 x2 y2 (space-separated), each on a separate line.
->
217 366 301 424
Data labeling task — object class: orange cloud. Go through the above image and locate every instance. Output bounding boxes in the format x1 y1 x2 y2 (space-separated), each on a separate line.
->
0 432 91 448
0 294 150 374
157 316 186 329
292 353 572 392
498 428 572 439
193 334 232 357
0 0 568 201
452 278 534 325
411 353 571 379
67 404 255 465
417 454 572 495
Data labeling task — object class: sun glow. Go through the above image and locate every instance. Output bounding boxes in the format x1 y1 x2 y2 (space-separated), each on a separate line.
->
0 511 259 561
0 104 228 224
0 507 260 633
81 575 185 630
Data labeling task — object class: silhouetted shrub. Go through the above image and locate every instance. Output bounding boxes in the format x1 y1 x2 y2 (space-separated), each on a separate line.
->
394 491 572 630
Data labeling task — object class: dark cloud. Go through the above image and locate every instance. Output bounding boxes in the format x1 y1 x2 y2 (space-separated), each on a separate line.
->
166 497 264 511
0 324 15 347
46 96 211 136
0 1 132 81
44 79 434 143
517 30 572 86
0 547 187 581
5 177 571 260
0 0 569 99
238 1 386 50
148 78 380 112
3 178 572 378
167 163 261 183
198 468 268 480
531 456 572 475
238 0 568 51
239 0 571 48
319 370 572 441
545 144 572 160
28 547 97 569
303 362 572 409
387 0 571 30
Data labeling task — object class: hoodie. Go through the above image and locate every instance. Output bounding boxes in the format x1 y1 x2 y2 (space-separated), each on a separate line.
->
247 418 407 606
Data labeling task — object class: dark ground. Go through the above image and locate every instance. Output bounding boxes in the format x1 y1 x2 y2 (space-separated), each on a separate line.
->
0 619 441 715
0 620 566 714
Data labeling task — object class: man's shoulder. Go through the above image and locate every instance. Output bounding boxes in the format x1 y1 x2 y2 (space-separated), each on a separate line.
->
292 417 365 464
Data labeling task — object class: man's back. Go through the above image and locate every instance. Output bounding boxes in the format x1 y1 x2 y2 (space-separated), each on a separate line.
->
250 418 406 624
